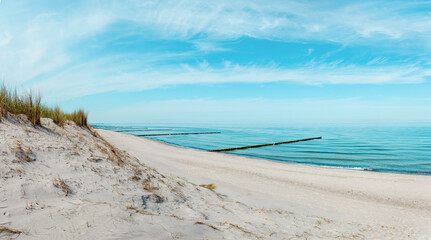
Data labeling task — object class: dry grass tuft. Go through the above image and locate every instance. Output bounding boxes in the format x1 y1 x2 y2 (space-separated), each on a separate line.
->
199 183 216 191
13 142 34 163
95 144 109 156
221 222 263 239
53 177 71 196
125 205 153 215
0 225 22 234
87 126 126 166
195 221 220 231
170 214 184 220
142 179 160 192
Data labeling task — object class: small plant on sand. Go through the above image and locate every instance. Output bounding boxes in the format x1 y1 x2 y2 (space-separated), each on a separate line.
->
50 107 65 127
12 142 35 163
199 183 216 191
53 177 71 196
177 181 185 187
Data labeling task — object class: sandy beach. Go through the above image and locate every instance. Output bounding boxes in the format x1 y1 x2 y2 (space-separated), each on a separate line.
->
1 115 430 239
98 129 431 239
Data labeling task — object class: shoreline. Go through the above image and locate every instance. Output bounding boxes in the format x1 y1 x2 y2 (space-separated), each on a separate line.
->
103 129 431 182
98 129 431 237
123 132 431 176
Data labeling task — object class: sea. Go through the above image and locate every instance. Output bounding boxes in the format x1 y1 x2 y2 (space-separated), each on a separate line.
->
92 123 431 175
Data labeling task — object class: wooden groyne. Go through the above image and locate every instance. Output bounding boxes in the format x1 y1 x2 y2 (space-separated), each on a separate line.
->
209 137 322 152
116 128 172 132
137 132 221 137
115 128 147 132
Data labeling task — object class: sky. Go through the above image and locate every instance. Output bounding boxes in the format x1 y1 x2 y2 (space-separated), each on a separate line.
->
0 0 431 124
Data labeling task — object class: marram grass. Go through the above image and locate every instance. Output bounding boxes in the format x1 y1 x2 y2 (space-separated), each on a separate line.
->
0 84 88 127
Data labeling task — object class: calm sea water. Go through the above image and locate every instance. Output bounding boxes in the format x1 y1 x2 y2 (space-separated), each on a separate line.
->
93 123 431 175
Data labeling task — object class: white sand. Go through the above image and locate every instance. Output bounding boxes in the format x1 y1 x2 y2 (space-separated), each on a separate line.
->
98 129 431 239
1 114 430 239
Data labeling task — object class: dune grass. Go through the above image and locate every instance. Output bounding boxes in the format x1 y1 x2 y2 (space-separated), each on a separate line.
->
0 84 88 127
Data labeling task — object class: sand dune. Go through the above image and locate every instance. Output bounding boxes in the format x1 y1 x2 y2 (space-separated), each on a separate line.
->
1 114 430 239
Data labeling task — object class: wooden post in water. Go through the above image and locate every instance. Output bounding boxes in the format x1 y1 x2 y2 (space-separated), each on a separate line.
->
114 128 148 132
209 137 322 152
137 132 221 137
116 129 173 132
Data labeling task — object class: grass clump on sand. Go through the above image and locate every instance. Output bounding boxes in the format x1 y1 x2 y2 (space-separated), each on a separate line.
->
199 183 216 191
0 85 42 126
0 84 88 127
43 107 88 127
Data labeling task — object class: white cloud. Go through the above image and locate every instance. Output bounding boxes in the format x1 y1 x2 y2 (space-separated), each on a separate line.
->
114 0 431 43
33 60 430 101
1 0 431 101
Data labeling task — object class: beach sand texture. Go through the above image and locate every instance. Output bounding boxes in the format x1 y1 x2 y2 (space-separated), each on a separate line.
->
0 114 430 239
98 129 431 239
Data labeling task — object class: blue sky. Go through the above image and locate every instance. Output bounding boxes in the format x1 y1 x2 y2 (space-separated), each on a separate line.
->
1 0 431 123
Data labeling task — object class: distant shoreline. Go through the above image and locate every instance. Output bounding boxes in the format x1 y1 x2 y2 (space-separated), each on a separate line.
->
94 126 431 176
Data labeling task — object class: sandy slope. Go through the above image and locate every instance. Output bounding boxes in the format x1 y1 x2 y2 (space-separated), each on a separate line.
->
1 113 430 239
98 129 431 239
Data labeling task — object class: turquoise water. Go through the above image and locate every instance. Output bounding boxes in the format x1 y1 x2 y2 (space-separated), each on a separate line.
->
93 123 431 175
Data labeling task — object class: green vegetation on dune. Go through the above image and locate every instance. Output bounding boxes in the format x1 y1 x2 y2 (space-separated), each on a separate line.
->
0 84 88 127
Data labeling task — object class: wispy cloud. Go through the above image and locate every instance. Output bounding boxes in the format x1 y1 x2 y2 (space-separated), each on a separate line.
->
115 0 431 43
35 60 430 101
1 0 431 101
